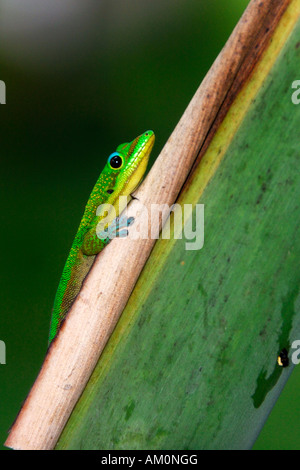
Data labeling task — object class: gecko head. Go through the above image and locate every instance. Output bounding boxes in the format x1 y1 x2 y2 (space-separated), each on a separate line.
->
106 130 155 196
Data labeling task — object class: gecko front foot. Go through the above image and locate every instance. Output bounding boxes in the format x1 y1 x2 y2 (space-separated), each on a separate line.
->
98 215 135 242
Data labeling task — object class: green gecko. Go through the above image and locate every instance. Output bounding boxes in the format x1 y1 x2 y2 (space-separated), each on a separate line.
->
48 130 155 344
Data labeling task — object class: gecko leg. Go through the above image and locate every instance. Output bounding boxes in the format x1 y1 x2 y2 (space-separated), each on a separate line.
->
82 215 134 255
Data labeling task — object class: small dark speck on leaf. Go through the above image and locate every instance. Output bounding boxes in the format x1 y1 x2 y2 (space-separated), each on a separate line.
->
259 325 267 338
256 182 267 204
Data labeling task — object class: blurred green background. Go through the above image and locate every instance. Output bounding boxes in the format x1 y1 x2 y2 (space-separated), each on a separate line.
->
0 0 299 450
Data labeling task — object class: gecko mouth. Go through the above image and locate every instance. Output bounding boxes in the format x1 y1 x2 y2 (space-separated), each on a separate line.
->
127 131 155 161
128 134 155 192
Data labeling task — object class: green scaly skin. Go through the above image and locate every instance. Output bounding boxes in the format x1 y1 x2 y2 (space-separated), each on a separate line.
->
49 130 155 344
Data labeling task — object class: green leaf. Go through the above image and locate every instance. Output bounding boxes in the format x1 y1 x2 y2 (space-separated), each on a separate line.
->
57 5 300 450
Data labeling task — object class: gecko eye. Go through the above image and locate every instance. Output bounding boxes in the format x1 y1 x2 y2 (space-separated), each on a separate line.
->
108 152 123 170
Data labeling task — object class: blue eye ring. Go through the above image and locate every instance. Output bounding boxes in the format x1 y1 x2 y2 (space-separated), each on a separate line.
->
108 152 123 170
